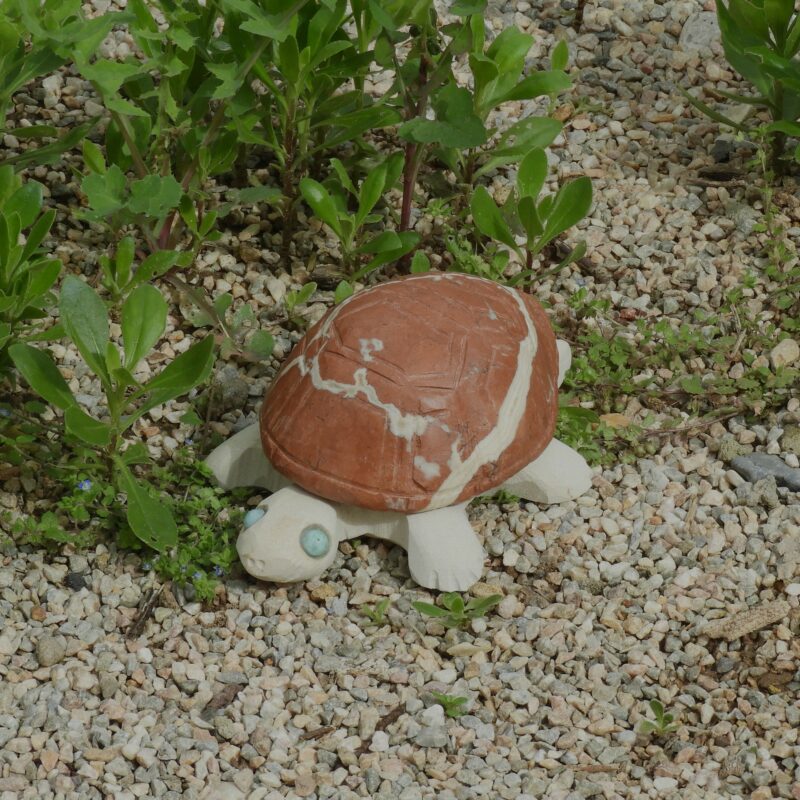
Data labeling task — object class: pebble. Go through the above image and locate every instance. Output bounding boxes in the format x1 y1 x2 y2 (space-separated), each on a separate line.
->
770 338 800 369
731 453 800 491
35 636 67 667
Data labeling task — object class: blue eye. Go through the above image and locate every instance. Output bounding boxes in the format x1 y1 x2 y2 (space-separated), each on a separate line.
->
300 526 330 558
243 508 266 528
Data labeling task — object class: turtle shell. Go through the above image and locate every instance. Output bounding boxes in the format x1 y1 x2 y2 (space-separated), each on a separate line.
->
260 272 558 512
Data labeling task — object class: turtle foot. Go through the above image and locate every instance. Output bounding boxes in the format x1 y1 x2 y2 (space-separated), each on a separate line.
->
406 505 485 591
502 438 592 504
206 423 290 492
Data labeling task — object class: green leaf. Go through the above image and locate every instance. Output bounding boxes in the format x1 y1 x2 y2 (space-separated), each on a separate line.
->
444 593 465 614
551 40 569 71
356 164 387 227
234 186 283 205
517 148 548 200
65 406 112 446
130 335 215 423
537 176 593 249
19 210 56 264
412 601 450 618
82 139 106 174
135 250 179 284
120 442 150 465
334 280 354 304
6 181 44 229
127 174 183 220
398 84 487 148
451 0 487 14
496 70 572 103
122 284 167 370
410 251 431 273
59 276 110 383
470 186 520 253
81 164 126 216
329 158 357 196
300 178 342 236
9 343 76 411
7 118 100 171
466 594 502 614
680 375 705 394
117 464 178 552
246 330 275 358
21 259 60 305
764 0 795 46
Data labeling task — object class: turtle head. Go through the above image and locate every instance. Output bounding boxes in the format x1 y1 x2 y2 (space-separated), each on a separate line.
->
236 486 340 583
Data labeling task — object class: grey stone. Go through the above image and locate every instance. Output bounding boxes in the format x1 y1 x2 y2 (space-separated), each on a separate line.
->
781 425 800 456
36 636 66 667
217 671 248 685
99 674 118 699
414 725 450 748
206 365 249 415
732 453 800 491
679 12 720 52
715 657 737 674
718 435 753 462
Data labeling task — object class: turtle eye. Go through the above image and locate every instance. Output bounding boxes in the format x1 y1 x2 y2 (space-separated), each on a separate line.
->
243 508 266 528
300 526 330 558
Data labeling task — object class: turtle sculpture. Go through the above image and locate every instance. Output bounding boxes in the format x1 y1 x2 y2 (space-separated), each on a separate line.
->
206 272 592 591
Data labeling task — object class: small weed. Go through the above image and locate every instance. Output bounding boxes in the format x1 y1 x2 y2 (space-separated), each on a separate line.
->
638 700 679 737
284 281 318 328
413 592 502 629
148 457 242 603
430 692 468 719
361 598 391 625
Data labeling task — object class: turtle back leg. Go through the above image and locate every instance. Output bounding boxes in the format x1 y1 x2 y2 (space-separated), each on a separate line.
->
405 504 485 591
499 338 593 504
501 438 592 504
205 423 291 492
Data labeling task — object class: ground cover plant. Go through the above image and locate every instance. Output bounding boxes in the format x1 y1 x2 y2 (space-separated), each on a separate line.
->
687 0 800 170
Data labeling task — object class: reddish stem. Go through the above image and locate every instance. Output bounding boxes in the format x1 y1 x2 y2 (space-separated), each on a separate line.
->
399 142 418 233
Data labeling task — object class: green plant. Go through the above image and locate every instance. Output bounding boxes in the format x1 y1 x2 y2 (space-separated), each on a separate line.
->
469 147 592 280
638 699 679 736
413 591 502 629
9 276 215 552
377 1 572 243
431 31 570 191
300 153 418 277
189 289 275 361
234 0 400 264
361 597 391 625
750 128 800 321
284 280 318 326
377 0 477 234
430 692 469 718
685 0 800 170
70 0 292 252
0 167 61 375
0 0 106 170
148 457 241 602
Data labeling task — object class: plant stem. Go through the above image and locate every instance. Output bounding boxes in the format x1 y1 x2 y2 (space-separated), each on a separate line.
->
108 109 149 179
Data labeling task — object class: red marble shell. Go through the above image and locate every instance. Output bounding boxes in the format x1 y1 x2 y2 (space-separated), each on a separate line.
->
260 272 558 512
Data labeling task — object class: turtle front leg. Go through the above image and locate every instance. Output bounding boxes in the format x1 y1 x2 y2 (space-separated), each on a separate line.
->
501 438 592 505
205 423 291 492
405 504 485 591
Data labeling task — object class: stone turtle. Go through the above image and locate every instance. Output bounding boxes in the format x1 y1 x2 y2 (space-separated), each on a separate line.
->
207 272 592 590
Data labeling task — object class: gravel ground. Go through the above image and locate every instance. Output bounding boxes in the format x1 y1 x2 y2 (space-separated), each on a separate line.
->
2 0 800 799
